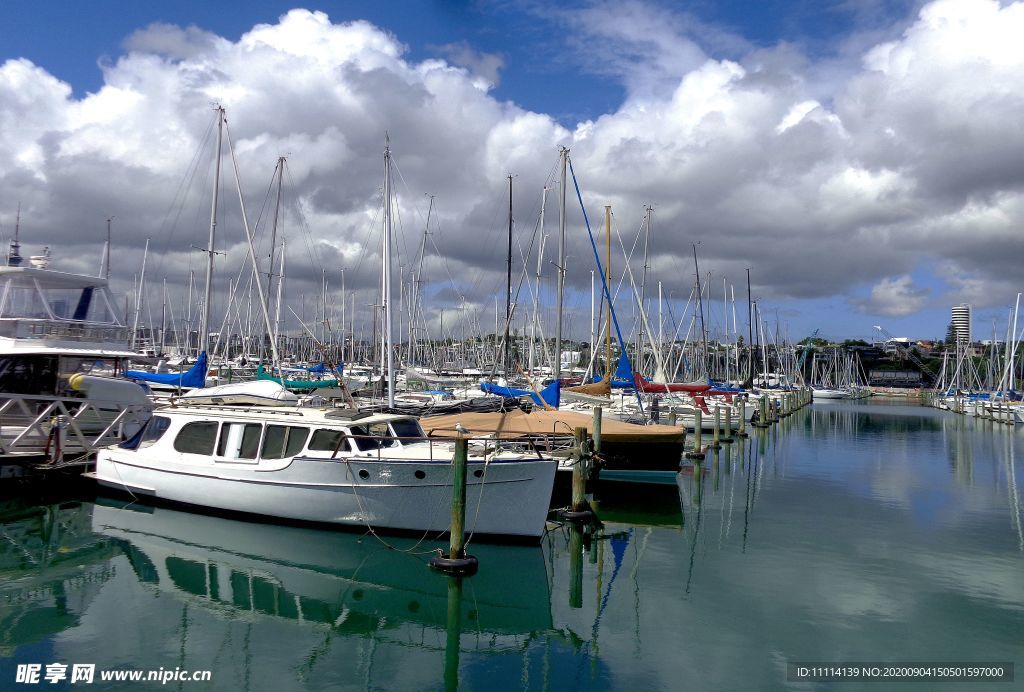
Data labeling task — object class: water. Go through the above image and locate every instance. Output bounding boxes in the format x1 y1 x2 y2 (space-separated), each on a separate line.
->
2 400 1022 690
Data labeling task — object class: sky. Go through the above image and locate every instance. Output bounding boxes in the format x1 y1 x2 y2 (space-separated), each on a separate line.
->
1 0 1023 347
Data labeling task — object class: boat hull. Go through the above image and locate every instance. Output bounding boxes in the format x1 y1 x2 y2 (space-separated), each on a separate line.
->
92 451 555 541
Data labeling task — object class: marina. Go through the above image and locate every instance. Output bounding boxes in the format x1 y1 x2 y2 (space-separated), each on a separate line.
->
1 399 1021 689
3 1 1024 688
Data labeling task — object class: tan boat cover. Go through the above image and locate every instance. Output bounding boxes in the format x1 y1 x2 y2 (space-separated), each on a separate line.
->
423 408 684 443
564 379 611 396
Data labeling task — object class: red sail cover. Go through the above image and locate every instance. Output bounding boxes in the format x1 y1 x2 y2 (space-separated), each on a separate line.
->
633 374 712 394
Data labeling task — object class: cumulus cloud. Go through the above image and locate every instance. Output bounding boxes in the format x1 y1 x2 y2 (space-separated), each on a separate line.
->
429 41 504 87
854 275 930 315
1 0 1023 341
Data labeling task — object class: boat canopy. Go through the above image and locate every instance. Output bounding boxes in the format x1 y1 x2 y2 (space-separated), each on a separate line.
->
127 351 208 389
480 379 560 409
256 364 340 390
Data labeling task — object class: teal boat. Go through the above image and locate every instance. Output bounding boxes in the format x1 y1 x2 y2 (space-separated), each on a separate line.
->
256 364 341 391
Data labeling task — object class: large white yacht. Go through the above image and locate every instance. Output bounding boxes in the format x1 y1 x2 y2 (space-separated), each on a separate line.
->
90 398 557 541
0 242 152 473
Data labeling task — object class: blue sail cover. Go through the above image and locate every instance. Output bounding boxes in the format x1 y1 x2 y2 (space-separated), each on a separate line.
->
127 351 208 389
592 352 635 388
481 379 561 408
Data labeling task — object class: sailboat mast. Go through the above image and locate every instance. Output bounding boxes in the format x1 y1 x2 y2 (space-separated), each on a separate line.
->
604 206 612 379
554 147 568 382
505 175 513 375
531 188 548 376
746 268 754 384
638 206 651 373
160 278 167 356
103 217 112 279
266 157 285 332
274 240 286 353
199 106 225 357
131 238 149 352
383 139 396 407
693 243 708 377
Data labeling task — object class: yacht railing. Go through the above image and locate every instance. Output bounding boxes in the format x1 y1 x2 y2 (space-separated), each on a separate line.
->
0 394 150 461
0 318 129 344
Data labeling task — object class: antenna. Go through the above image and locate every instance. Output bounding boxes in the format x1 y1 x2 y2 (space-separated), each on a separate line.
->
8 202 22 267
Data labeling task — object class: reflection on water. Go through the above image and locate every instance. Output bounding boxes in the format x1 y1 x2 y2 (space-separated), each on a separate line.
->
1 401 1022 690
0 500 120 655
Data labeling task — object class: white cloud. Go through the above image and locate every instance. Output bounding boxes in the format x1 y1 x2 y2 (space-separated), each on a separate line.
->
2 0 1024 339
855 275 930 315
430 41 504 88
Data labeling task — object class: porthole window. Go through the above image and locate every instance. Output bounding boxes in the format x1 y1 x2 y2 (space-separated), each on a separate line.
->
473 469 483 478
414 469 426 479
358 469 369 480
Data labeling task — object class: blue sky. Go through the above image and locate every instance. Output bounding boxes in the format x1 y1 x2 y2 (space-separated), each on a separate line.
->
1 0 1022 344
2 0 927 134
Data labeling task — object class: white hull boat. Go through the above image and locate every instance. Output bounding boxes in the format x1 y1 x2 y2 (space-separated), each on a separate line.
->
91 404 556 541
811 388 851 400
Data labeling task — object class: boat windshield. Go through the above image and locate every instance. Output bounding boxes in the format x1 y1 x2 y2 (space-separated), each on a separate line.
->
0 276 121 324
389 418 425 443
349 422 397 451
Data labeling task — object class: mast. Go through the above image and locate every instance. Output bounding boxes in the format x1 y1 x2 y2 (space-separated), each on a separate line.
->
160 278 167 356
746 268 754 386
604 205 612 380
199 105 225 357
131 238 149 352
383 137 396 406
7 202 22 267
693 243 708 378
504 175 513 375
554 147 568 382
266 156 285 342
530 189 548 376
638 206 652 373
102 217 112 279
274 239 286 354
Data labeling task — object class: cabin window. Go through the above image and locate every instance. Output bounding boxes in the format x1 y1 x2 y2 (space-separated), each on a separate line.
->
261 425 310 460
216 422 263 461
308 429 350 454
389 418 425 443
0 355 59 396
119 415 171 450
139 415 172 448
60 356 118 378
349 422 396 451
173 421 219 455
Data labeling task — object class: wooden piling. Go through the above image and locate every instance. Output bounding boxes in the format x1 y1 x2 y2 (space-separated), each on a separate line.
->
429 436 479 575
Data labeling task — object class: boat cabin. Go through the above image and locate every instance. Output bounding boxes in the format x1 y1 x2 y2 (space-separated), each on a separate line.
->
121 406 430 464
0 266 129 350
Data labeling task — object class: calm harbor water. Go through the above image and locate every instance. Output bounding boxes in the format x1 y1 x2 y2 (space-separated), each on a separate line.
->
1 400 1022 690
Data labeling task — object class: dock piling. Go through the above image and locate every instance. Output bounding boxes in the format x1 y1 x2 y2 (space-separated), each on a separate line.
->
430 436 479 576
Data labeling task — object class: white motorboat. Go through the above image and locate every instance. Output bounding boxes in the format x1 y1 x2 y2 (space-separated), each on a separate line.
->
811 387 851 400
90 400 557 541
0 243 153 467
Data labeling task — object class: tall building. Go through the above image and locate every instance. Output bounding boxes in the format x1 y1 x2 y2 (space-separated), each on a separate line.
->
951 304 972 344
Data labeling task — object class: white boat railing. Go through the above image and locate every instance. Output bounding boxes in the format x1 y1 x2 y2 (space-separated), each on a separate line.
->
0 393 150 460
0 318 129 343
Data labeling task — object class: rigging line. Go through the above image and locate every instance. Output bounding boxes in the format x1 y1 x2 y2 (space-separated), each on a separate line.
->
150 118 216 281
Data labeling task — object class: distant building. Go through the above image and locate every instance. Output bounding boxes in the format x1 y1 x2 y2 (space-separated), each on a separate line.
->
951 304 971 344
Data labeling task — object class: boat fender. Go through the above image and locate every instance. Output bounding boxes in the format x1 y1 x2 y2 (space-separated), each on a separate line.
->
67 374 154 436
429 553 479 576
